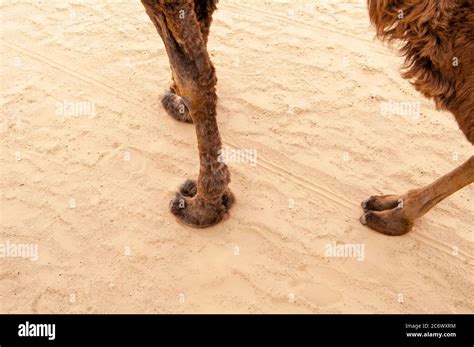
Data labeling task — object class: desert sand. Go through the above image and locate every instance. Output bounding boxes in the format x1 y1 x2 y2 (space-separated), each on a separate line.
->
1 0 473 313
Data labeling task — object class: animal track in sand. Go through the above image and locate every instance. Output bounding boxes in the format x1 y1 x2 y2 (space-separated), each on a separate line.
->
99 145 147 182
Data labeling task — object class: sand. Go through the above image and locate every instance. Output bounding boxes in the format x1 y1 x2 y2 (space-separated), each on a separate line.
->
1 0 473 313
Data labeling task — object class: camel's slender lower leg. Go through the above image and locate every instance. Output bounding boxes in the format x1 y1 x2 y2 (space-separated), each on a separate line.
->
142 0 233 227
360 156 474 235
144 0 217 124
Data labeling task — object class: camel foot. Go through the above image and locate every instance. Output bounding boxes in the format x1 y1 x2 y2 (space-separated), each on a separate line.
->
170 180 234 228
361 194 402 212
179 179 198 197
161 90 193 123
360 196 413 236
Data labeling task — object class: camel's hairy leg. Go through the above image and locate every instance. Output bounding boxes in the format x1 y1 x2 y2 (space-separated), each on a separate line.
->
169 94 234 227
142 0 232 227
143 0 217 123
141 0 191 123
361 156 474 236
194 0 218 46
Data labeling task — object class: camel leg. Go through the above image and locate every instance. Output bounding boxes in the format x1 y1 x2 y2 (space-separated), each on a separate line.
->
144 0 217 123
360 156 474 236
142 0 233 227
194 0 217 46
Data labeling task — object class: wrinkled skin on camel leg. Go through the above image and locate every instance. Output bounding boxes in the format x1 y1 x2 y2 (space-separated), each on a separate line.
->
142 0 233 227
361 156 474 236
152 0 217 124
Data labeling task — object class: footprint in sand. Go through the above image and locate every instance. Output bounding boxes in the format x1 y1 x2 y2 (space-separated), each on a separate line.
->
99 144 147 182
290 279 342 309
31 288 70 313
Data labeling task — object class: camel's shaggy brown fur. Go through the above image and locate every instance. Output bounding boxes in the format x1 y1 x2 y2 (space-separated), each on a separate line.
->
367 0 474 143
362 0 474 235
161 0 218 123
194 0 218 45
